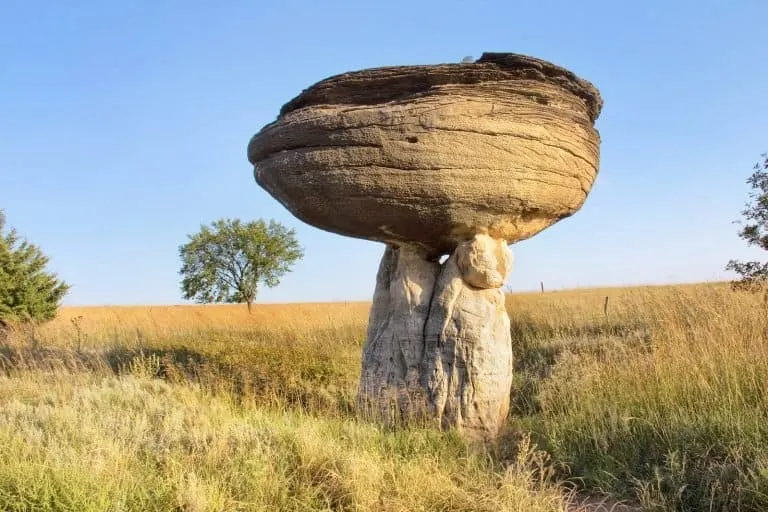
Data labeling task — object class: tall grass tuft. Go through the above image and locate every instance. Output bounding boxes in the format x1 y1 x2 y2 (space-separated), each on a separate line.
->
508 284 768 510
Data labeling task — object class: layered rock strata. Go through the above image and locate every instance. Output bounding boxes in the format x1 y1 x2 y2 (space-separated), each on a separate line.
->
248 53 602 257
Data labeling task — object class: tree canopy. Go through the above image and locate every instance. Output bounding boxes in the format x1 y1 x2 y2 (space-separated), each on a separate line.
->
726 153 768 291
179 218 303 311
0 210 70 324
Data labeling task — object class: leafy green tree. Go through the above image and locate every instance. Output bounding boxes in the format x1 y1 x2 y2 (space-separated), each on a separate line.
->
726 153 768 291
179 218 303 312
0 210 70 324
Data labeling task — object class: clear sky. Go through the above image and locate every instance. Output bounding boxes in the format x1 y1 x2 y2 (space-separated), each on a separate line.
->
1 0 766 305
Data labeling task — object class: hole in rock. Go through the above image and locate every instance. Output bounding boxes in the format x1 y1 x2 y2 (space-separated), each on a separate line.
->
406 136 419 143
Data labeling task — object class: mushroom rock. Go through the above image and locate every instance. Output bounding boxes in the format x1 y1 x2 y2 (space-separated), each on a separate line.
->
247 52 602 439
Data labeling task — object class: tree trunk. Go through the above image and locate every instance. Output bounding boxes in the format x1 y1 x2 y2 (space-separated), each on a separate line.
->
358 234 514 440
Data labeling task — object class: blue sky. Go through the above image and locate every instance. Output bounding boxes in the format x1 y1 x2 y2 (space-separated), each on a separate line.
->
1 0 766 305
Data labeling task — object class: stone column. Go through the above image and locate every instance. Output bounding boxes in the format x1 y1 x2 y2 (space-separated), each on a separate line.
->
358 234 514 440
359 246 440 423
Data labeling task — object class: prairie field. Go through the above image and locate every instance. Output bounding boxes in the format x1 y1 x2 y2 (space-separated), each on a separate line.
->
1 283 767 511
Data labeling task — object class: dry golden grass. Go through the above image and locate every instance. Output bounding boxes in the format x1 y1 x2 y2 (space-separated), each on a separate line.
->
2 282 767 511
0 370 572 512
2 299 573 511
505 283 768 510
37 282 731 348
40 302 371 343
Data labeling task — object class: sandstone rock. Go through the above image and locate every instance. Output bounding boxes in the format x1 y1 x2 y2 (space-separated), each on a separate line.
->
358 235 514 439
422 237 514 439
248 52 603 257
359 245 440 422
457 234 512 289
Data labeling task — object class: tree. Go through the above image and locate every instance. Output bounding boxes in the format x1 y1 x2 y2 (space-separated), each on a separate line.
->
179 218 303 312
726 153 768 292
0 210 70 324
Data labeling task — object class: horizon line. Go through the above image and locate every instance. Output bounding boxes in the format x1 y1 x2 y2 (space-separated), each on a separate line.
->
60 279 732 308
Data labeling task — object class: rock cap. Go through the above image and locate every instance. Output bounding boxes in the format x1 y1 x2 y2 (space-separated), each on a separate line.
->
248 52 603 256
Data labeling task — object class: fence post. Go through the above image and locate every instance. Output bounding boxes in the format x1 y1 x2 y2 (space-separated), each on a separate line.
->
604 296 609 317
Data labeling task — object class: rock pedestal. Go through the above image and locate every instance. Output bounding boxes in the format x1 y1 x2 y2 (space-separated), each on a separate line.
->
359 245 439 422
359 234 514 440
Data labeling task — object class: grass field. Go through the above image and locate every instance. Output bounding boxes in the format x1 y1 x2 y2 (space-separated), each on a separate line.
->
1 283 767 511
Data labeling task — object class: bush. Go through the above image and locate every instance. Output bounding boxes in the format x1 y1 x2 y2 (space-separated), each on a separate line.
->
0 210 69 324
